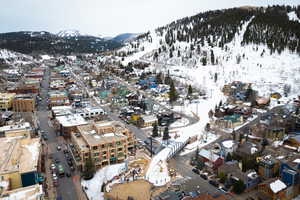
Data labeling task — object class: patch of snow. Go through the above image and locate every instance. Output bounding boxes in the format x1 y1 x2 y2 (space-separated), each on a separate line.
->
288 11 300 23
81 163 126 200
270 179 287 193
222 140 234 149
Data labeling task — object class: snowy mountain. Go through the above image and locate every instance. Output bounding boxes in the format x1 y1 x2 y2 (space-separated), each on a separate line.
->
0 31 122 55
56 30 103 38
57 30 82 37
118 5 300 99
112 33 140 43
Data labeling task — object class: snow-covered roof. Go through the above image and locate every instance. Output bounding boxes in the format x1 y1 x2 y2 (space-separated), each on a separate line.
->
56 114 87 127
199 149 220 162
270 179 287 193
222 140 234 149
0 184 43 200
0 122 31 132
142 115 158 123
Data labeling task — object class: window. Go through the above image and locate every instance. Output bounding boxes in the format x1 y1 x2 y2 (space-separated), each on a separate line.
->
101 144 106 148
110 149 115 153
109 143 113 147
102 156 107 160
102 151 107 155
94 153 99 157
92 146 98 150
118 148 123 152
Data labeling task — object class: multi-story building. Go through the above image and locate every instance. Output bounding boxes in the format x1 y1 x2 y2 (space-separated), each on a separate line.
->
70 121 136 170
48 91 69 108
0 93 16 110
12 94 36 112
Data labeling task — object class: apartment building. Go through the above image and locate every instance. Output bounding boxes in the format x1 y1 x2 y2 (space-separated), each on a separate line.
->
70 121 136 170
12 94 36 112
0 93 16 110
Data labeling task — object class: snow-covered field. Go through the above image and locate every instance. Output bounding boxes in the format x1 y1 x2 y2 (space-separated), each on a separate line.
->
81 163 126 200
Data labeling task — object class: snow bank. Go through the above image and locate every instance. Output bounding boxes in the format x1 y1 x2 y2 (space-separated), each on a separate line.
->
81 163 126 200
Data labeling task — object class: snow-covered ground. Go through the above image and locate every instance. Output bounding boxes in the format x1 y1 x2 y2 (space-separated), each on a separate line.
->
81 163 126 200
288 11 300 23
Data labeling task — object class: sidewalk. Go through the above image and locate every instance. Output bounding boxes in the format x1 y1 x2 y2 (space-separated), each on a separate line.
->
43 143 57 199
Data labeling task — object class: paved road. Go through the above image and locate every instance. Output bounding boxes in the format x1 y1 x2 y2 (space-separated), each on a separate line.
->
37 67 79 200
169 152 221 195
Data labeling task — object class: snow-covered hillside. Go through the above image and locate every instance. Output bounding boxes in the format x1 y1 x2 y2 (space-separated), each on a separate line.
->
288 11 300 23
119 14 300 100
0 49 33 64
57 30 102 38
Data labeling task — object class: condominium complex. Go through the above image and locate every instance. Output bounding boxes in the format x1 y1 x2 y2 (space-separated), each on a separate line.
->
70 121 136 170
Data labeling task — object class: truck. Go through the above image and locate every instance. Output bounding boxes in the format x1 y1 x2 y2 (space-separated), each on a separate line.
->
57 164 65 177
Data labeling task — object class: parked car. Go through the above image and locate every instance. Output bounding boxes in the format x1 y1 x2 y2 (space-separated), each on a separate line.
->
192 168 200 175
52 173 58 180
200 174 208 180
209 180 219 187
53 180 58 187
54 158 60 164
67 160 73 166
50 164 56 170
63 149 68 154
66 172 71 177
57 145 62 151
218 187 228 194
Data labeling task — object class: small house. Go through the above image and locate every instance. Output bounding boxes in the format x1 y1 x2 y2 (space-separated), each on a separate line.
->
199 149 223 170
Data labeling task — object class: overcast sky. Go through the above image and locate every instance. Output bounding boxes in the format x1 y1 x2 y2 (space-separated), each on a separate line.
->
0 0 299 37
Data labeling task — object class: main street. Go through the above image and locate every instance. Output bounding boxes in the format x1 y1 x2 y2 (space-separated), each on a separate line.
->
37 66 83 200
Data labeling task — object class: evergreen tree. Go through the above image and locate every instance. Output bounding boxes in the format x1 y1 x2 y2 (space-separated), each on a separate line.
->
233 180 246 194
162 126 170 140
210 50 215 65
156 72 163 84
83 154 96 180
177 50 181 57
205 123 211 132
152 122 158 137
214 73 218 83
225 153 233 162
169 50 173 58
153 52 158 61
169 80 178 103
201 57 207 66
187 85 193 97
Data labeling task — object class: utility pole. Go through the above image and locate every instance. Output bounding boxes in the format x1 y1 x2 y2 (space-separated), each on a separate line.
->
149 136 153 158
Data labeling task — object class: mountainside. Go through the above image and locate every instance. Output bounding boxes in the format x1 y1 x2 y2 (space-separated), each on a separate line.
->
0 31 122 55
118 5 300 98
112 33 140 43
0 48 33 65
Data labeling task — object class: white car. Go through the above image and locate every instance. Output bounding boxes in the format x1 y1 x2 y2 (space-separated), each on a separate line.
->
51 164 56 170
52 173 58 180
